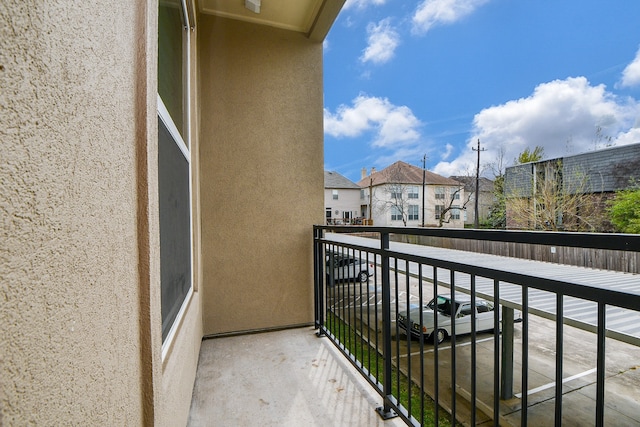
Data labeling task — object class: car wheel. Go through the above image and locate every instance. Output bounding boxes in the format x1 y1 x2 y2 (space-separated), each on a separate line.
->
357 271 369 283
433 329 447 344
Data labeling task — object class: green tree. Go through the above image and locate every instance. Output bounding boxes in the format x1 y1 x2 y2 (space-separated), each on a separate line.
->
608 187 640 233
515 146 544 164
486 174 506 228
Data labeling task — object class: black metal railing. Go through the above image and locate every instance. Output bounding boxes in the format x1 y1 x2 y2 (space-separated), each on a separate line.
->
313 225 640 426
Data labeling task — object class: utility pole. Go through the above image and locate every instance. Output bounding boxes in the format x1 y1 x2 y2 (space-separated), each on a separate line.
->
472 139 486 228
421 154 427 227
368 175 373 225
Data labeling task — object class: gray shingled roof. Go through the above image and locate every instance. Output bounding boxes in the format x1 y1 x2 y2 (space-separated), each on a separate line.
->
324 171 360 189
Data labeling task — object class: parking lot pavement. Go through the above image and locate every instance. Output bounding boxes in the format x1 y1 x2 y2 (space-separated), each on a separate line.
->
326 270 640 426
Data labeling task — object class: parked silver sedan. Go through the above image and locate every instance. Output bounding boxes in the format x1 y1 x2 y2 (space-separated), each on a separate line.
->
326 253 375 284
397 294 496 344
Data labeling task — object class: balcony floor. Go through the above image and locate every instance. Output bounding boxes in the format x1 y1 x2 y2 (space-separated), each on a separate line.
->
188 326 405 427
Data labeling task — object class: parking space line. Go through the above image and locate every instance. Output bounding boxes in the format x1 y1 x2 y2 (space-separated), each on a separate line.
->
399 336 495 358
515 368 597 398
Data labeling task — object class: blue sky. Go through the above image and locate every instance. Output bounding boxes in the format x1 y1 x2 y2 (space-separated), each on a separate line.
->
323 0 640 182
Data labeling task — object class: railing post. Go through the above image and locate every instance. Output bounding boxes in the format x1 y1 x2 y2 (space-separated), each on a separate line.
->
376 231 398 420
501 306 515 399
313 226 325 335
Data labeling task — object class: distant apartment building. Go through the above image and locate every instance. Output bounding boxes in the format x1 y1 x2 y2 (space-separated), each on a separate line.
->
324 171 362 224
358 161 465 228
504 143 640 231
449 176 495 226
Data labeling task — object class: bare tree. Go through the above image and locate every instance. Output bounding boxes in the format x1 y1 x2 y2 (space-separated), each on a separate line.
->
506 159 607 231
435 184 472 228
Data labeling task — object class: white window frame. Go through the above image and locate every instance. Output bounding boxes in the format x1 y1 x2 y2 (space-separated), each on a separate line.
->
159 0 194 360
451 205 460 220
408 186 419 199
408 205 419 221
391 206 402 221
332 189 339 200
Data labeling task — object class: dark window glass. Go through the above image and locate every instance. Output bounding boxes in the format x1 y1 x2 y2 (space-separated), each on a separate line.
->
158 117 191 342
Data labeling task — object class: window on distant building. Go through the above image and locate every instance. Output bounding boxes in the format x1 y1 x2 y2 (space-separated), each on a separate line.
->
435 187 445 199
435 205 444 219
390 185 402 199
158 0 193 349
451 206 460 220
360 189 365 199
326 208 332 219
391 206 402 221
408 186 419 199
408 205 419 220
332 189 339 200
453 190 460 200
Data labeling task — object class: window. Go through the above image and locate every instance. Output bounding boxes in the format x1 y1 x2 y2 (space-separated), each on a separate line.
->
435 205 443 219
390 185 402 199
158 0 193 347
332 189 339 200
408 205 419 221
408 186 419 199
451 206 460 220
453 190 460 200
326 208 332 219
435 187 445 199
391 206 402 221
360 189 365 199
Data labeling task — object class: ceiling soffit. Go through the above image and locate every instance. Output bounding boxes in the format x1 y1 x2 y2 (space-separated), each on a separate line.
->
199 0 326 35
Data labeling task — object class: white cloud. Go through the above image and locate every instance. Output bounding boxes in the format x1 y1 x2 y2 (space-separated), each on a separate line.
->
619 46 640 88
412 0 490 34
433 76 640 177
324 94 422 147
361 19 400 65
343 0 387 10
441 143 455 160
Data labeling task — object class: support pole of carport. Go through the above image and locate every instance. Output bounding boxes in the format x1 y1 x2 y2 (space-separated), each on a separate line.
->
501 306 515 399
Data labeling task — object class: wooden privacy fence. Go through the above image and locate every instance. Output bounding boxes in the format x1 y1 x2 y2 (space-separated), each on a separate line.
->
351 232 640 273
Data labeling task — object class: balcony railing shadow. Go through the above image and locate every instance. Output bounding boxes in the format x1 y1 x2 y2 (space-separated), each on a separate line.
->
187 326 406 426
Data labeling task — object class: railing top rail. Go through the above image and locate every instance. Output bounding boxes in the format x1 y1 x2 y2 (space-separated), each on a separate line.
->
314 224 640 252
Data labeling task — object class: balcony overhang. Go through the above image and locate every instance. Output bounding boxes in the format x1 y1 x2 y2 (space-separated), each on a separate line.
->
199 0 345 41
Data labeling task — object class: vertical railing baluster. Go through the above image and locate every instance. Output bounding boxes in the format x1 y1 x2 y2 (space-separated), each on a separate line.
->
555 294 564 426
394 257 400 403
470 274 477 426
450 270 456 424
433 266 440 425
596 302 606 427
418 263 425 425
521 286 529 427
376 231 397 419
493 279 500 425
405 260 412 417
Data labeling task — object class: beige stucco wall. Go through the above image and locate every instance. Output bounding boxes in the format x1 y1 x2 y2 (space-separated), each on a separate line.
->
198 15 325 335
1 1 202 426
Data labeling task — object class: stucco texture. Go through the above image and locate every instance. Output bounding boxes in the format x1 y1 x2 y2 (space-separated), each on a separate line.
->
198 15 325 335
1 1 145 424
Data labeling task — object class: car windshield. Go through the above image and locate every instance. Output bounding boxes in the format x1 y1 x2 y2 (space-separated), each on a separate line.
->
427 296 458 317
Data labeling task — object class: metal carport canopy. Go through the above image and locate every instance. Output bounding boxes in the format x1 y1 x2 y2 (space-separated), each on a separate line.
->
324 233 640 347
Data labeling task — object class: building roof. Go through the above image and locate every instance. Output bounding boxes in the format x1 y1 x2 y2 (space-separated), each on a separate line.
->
357 161 461 187
324 170 360 189
450 176 494 193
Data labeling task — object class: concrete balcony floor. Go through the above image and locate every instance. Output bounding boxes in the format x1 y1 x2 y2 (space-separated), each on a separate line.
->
188 326 406 427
